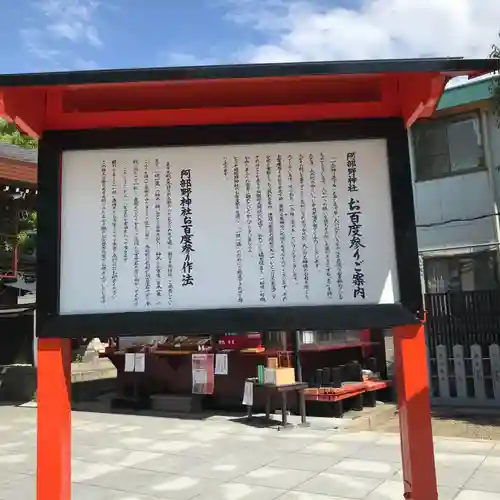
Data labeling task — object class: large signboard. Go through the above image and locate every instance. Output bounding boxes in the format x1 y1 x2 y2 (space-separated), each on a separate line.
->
59 139 399 316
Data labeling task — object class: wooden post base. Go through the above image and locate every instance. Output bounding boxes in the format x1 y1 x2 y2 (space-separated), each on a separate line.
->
37 338 72 500
393 323 437 500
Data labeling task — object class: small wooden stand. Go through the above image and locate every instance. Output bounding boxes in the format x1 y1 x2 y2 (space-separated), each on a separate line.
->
246 381 308 428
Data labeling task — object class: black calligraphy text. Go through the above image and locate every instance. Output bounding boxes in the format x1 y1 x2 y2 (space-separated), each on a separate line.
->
266 155 276 300
100 160 107 304
277 154 287 301
144 160 152 306
233 157 244 303
320 153 333 298
244 156 253 253
299 154 309 299
180 169 194 287
255 155 266 302
347 152 365 299
111 160 118 300
132 160 140 306
154 160 163 305
309 153 320 269
287 154 298 283
166 162 173 305
331 158 343 300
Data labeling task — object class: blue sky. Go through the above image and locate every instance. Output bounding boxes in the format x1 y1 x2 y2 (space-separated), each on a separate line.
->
1 0 498 75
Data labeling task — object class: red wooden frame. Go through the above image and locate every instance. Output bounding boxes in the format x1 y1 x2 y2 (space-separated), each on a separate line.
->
36 338 71 500
394 323 438 500
1 58 493 500
0 72 450 137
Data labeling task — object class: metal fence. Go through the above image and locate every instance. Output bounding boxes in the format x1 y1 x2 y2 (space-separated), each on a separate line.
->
425 291 500 358
425 291 500 405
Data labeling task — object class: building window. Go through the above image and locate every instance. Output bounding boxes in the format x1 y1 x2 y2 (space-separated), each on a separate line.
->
424 251 499 293
413 112 485 181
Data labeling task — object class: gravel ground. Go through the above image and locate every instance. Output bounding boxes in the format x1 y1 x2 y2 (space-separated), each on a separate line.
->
345 403 500 440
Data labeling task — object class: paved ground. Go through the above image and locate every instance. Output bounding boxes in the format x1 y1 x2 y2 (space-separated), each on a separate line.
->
1 405 500 499
345 403 500 441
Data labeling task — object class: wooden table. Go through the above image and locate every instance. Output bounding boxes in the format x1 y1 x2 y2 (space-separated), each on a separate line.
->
246 381 309 427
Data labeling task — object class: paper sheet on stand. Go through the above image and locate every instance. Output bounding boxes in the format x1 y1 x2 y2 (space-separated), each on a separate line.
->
215 353 228 375
242 381 253 406
124 353 135 372
134 353 146 373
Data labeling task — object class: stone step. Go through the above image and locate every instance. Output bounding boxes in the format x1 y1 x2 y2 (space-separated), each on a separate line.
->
151 393 202 413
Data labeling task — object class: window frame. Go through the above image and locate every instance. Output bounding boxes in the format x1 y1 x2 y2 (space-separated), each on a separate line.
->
413 111 486 182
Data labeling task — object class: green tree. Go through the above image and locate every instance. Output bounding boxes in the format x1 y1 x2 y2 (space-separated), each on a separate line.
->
1 211 36 261
0 119 37 274
0 119 37 149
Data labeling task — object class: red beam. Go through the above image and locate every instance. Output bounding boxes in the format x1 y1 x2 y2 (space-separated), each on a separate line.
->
45 101 393 130
37 338 72 500
380 77 401 115
398 74 447 128
46 88 63 121
0 88 46 138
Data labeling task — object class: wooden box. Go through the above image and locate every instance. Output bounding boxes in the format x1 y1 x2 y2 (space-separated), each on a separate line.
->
264 367 295 386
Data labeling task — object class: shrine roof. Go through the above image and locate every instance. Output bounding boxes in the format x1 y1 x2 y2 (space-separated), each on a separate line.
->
0 143 37 186
0 57 495 87
0 142 36 164
0 57 497 137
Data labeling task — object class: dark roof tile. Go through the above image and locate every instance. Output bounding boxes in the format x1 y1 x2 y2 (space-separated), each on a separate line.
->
0 142 37 164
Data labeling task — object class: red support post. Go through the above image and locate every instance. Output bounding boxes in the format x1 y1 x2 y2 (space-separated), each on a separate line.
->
37 338 72 500
393 323 437 500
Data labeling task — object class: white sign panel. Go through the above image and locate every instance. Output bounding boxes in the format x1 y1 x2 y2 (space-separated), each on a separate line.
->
59 140 399 315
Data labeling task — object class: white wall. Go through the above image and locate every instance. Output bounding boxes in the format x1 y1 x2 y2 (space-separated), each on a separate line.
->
411 108 500 254
414 171 497 251
488 110 500 204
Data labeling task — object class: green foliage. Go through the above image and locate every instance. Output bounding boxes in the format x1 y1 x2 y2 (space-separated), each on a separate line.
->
17 211 37 252
0 119 37 149
1 210 36 247
0 119 37 274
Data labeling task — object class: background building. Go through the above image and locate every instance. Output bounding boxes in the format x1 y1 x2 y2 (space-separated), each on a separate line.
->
0 142 37 299
0 142 36 370
410 76 500 293
410 76 500 406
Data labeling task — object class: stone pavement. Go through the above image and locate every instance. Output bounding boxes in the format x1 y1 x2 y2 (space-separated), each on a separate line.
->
0 405 500 499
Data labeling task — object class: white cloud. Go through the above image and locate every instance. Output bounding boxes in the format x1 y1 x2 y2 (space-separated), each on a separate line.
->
71 57 100 70
19 28 63 62
226 0 500 64
20 0 103 70
37 0 102 46
159 51 217 68
47 22 101 47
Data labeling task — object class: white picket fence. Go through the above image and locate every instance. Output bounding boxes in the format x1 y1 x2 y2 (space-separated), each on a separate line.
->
430 343 500 406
